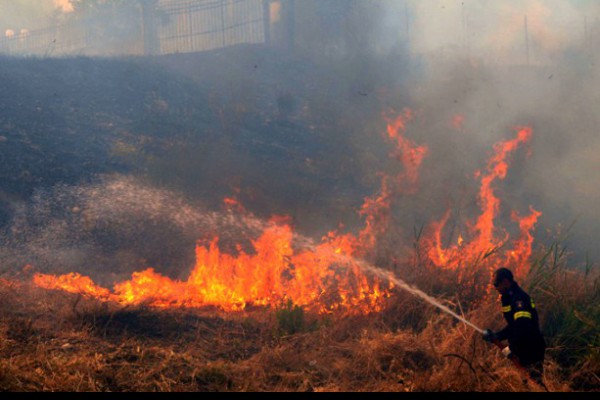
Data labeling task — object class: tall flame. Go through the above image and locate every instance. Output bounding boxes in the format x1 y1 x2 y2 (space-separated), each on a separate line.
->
425 127 541 279
385 108 429 194
32 114 541 312
32 110 429 314
356 109 428 251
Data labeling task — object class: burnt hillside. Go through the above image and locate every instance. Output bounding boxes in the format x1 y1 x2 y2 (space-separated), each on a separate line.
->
0 44 413 280
0 44 400 235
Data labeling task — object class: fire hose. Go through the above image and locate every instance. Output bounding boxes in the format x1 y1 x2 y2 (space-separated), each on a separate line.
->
332 254 546 388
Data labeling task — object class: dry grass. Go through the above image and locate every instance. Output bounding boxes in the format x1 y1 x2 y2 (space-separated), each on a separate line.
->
0 265 595 393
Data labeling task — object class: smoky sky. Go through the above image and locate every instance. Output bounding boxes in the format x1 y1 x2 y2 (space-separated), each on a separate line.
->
3 0 598 53
390 0 600 262
0 1 67 34
405 0 598 61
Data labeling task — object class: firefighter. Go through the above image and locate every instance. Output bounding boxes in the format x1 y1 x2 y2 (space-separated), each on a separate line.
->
483 267 547 387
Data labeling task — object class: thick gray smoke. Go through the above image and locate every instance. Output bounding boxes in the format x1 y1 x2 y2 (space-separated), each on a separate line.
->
407 0 598 63
373 0 600 263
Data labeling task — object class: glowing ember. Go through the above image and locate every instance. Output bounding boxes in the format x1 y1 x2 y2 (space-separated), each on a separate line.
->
452 114 466 131
424 127 541 280
0 278 21 289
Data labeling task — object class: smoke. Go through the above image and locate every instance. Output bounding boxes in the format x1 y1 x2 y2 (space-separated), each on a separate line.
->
54 0 74 13
1 0 598 266
378 0 600 262
0 0 69 33
405 0 597 64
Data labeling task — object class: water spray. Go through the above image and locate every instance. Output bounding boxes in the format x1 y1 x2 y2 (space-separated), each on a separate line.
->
300 237 541 385
223 210 487 333
285 226 486 334
352 257 486 334
303 238 540 386
21 177 486 334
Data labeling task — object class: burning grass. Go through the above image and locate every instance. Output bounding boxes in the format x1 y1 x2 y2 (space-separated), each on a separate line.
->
1 90 597 392
29 114 541 314
0 259 596 392
2 110 595 392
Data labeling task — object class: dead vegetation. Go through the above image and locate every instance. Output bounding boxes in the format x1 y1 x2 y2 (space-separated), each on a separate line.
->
0 255 596 392
0 43 598 394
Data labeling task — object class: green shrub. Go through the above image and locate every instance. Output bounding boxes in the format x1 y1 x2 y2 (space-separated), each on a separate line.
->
275 299 306 336
526 240 599 387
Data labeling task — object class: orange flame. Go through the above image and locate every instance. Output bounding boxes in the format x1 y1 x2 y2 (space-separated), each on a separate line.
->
356 109 428 251
33 273 112 300
32 109 430 314
507 207 542 277
0 278 21 290
384 109 429 193
32 114 540 312
357 176 393 251
425 127 540 280
223 197 246 213
34 222 392 314
32 111 430 314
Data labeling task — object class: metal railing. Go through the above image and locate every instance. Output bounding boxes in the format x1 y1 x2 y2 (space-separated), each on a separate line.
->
0 0 265 57
158 0 264 54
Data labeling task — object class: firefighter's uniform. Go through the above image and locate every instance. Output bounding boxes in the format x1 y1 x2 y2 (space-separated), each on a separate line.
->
496 281 546 378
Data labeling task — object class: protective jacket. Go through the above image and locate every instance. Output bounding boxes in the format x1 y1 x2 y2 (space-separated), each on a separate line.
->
496 281 546 366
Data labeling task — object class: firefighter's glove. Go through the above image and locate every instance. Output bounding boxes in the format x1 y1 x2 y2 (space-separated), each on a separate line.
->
501 346 513 359
482 329 497 343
